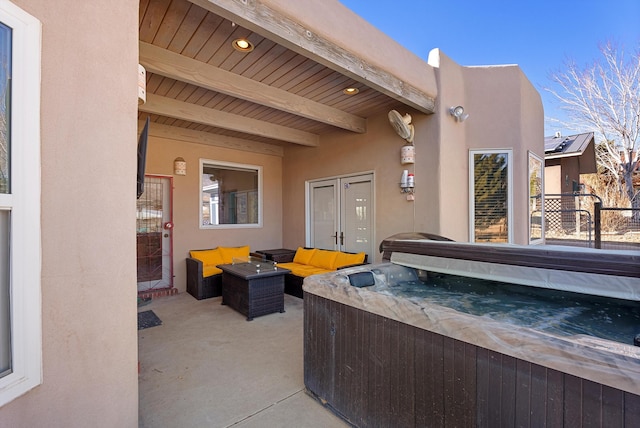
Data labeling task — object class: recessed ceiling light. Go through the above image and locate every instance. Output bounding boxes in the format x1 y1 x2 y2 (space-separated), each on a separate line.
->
232 38 254 53
343 87 359 95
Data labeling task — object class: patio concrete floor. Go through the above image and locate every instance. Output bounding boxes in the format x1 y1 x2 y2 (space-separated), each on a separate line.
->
138 292 349 427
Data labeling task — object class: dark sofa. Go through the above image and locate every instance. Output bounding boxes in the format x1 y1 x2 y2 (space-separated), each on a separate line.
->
186 257 222 300
185 245 250 300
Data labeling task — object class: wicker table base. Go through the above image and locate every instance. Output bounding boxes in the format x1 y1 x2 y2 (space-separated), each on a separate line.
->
218 263 290 321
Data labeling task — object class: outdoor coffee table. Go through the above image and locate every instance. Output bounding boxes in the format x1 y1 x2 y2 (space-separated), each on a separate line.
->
218 257 290 321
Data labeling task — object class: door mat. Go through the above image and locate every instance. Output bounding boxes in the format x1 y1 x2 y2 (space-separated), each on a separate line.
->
138 310 162 330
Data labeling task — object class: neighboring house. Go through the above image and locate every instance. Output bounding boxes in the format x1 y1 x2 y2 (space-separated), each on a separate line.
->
544 132 597 233
544 131 597 194
1 0 542 425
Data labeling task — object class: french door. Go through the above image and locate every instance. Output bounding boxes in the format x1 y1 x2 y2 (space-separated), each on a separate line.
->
136 176 173 292
307 173 374 259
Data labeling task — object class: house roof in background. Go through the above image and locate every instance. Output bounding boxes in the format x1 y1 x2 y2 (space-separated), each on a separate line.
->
544 131 597 174
544 132 594 159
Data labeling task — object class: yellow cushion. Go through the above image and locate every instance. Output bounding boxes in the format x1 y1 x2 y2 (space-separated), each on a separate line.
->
295 267 331 277
219 245 250 264
190 248 224 267
293 247 316 265
308 249 338 270
278 263 330 277
275 262 299 270
203 266 222 277
333 252 366 269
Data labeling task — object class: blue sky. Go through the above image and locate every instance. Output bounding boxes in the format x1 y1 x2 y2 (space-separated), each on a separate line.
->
340 0 640 136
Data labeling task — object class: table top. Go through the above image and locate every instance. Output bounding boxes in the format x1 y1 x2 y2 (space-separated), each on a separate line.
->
217 260 290 280
255 248 296 256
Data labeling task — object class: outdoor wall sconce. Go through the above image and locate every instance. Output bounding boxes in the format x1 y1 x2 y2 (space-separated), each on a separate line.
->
449 105 469 122
174 157 186 176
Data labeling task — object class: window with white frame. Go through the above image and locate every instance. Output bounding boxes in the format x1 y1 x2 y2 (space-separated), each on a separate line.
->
469 149 513 243
528 151 544 244
0 2 42 407
200 159 262 228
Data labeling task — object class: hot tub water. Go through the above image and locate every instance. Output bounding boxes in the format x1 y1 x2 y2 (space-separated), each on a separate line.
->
370 264 640 346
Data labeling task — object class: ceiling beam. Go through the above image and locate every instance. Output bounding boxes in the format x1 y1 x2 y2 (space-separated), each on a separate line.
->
140 42 366 134
139 94 320 147
188 0 435 114
139 120 284 157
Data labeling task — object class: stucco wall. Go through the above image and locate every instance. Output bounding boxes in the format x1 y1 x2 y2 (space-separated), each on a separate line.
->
545 164 562 194
430 49 544 244
0 1 139 426
281 51 544 257
463 65 543 244
282 109 441 264
427 50 469 242
144 136 284 292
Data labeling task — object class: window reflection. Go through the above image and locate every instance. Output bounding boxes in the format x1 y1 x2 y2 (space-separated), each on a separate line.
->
0 22 11 194
201 161 261 227
529 152 544 243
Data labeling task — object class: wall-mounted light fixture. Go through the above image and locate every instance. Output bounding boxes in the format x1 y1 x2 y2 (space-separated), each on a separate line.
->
449 105 469 122
232 38 254 53
174 157 186 176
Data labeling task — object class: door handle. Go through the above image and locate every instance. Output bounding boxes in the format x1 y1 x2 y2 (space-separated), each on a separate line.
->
331 232 337 245
340 231 344 246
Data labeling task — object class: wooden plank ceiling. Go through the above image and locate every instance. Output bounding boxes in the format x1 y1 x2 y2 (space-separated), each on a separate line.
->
138 0 432 148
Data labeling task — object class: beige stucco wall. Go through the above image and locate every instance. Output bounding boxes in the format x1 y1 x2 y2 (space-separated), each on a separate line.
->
282 109 442 264
427 50 469 242
545 163 562 194
430 49 544 244
144 136 284 292
281 50 544 259
0 1 139 426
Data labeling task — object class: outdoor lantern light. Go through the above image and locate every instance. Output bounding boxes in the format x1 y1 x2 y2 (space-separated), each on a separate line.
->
449 105 469 122
174 157 186 175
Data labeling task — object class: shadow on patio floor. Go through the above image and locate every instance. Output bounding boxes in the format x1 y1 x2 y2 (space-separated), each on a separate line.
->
138 292 348 427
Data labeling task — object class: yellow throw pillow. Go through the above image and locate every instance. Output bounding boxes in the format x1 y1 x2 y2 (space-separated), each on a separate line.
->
293 247 316 265
308 249 338 270
333 252 366 269
189 248 224 267
219 245 250 264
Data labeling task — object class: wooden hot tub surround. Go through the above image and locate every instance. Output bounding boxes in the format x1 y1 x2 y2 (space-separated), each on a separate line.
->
302 242 640 427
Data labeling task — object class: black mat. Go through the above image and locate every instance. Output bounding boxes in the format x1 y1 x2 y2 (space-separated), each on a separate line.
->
138 310 162 330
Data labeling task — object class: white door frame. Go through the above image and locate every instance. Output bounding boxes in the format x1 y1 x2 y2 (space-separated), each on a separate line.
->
305 171 375 258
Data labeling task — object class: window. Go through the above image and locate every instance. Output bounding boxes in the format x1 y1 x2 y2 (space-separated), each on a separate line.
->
528 152 544 244
200 160 262 228
0 3 41 407
469 150 513 243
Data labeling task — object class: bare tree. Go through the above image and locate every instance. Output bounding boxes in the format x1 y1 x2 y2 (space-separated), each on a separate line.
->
546 42 640 209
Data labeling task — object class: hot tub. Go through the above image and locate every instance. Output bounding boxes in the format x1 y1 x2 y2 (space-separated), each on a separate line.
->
303 241 640 427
